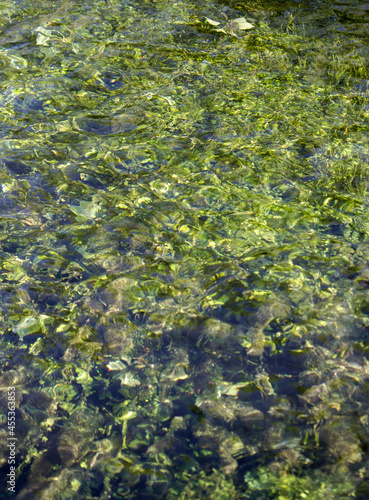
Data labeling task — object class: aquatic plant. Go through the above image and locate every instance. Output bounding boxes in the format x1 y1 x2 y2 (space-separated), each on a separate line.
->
1 0 369 498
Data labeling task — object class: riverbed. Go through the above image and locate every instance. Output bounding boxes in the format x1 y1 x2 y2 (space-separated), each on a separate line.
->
1 0 369 498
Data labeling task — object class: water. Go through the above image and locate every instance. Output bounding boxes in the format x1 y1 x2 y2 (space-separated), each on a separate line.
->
1 0 369 498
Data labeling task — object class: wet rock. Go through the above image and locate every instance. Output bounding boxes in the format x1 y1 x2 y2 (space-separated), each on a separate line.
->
235 405 265 426
319 422 362 466
267 397 291 419
196 397 236 425
331 0 369 22
246 298 290 357
0 158 33 175
102 321 136 357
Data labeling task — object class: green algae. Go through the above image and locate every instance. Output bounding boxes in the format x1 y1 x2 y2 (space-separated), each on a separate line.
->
1 0 369 498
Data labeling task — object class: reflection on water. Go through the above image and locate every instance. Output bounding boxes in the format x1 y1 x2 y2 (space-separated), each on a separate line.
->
1 0 369 498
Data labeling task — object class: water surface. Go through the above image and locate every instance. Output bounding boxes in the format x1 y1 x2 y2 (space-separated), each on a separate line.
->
1 0 369 498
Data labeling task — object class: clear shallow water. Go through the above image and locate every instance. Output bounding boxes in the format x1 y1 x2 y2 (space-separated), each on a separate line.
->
1 0 369 498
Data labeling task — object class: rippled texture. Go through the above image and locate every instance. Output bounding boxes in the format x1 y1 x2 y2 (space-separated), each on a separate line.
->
1 0 369 498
